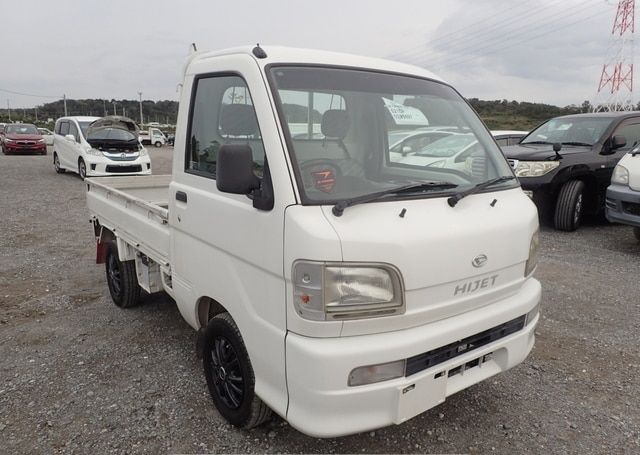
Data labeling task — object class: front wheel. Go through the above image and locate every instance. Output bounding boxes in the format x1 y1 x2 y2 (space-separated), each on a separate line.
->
105 242 141 308
78 158 87 180
53 153 65 173
203 313 271 429
634 227 640 242
554 180 585 232
154 141 162 148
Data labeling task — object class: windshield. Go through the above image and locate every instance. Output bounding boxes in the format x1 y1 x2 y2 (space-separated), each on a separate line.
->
269 66 514 203
78 121 93 139
6 124 38 135
521 117 613 146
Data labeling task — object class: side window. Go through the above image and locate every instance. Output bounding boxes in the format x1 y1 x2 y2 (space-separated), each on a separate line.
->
68 122 79 142
495 138 509 147
59 121 70 136
614 122 640 151
186 75 265 178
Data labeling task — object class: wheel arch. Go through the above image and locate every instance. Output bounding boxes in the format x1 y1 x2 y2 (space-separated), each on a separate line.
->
196 295 228 329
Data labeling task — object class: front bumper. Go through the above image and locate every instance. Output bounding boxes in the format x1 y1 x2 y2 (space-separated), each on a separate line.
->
606 183 640 227
285 278 540 437
85 155 152 176
4 143 47 154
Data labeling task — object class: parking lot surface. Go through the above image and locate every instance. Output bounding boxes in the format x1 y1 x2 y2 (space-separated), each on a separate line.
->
1 148 639 454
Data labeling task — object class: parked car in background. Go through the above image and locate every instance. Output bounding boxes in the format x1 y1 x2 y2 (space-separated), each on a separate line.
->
491 130 528 147
391 132 483 173
503 112 640 231
139 127 167 147
606 149 640 241
388 127 459 157
38 127 55 146
53 116 151 179
1 123 47 155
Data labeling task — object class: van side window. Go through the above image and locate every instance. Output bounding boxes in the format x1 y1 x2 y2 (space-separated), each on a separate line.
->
59 121 70 136
614 122 640 150
69 122 80 142
186 75 265 179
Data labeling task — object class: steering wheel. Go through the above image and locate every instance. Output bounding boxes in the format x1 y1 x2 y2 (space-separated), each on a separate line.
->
299 159 343 194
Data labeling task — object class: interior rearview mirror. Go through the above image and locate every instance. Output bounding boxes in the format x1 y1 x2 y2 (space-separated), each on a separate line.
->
216 144 260 195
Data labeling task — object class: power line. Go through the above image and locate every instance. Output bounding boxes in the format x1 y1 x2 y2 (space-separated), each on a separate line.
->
0 87 62 99
392 0 603 64
434 7 610 70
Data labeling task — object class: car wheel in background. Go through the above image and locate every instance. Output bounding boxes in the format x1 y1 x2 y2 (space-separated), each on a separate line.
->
634 227 640 242
78 158 87 180
203 312 272 429
554 180 585 232
154 141 162 148
53 153 65 173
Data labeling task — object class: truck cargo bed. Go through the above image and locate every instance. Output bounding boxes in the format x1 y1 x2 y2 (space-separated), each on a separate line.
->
86 175 171 266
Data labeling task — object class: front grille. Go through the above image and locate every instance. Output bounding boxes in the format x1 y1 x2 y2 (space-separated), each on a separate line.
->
105 165 142 173
622 201 640 216
17 141 36 146
405 315 526 377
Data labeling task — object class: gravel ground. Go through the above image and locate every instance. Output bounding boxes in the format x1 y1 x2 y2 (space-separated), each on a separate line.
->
1 147 639 454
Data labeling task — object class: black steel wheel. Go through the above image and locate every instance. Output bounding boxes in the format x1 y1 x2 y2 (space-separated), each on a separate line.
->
203 313 271 428
53 153 65 173
105 242 140 308
554 180 585 231
78 158 87 180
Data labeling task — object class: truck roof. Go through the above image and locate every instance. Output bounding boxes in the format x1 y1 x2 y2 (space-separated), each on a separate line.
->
185 45 445 84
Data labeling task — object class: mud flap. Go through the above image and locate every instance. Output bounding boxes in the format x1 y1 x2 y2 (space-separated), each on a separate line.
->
96 241 108 264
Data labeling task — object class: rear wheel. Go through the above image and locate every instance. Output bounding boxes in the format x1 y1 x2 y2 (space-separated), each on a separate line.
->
554 180 585 231
154 141 162 148
105 242 141 308
203 313 271 429
53 153 65 173
78 158 87 180
634 227 640 242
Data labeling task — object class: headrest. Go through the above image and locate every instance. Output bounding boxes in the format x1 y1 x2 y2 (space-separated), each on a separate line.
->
220 104 258 137
321 110 350 139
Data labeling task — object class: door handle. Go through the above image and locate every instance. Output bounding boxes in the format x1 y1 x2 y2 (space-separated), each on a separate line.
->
175 191 188 203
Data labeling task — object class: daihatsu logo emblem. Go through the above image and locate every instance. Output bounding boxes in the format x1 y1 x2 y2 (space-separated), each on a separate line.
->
472 254 488 268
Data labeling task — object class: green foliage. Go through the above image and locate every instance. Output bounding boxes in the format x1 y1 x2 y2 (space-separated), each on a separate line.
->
468 98 587 130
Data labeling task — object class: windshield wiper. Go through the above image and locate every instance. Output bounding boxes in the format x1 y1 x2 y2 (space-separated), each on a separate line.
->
522 141 550 145
447 176 517 207
561 141 591 147
332 181 458 217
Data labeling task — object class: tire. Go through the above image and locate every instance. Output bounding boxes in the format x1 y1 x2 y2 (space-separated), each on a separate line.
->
554 180 585 232
634 227 640 242
53 153 65 173
203 313 271 429
105 242 141 308
154 141 162 148
78 158 87 180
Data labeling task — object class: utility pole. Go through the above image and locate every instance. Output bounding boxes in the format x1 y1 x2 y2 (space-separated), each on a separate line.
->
35 107 38 122
7 100 10 121
63 94 68 116
113 101 117 115
123 107 126 117
138 92 143 125
103 99 107 116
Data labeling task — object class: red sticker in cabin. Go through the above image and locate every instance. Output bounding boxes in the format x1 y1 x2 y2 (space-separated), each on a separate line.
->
312 169 336 193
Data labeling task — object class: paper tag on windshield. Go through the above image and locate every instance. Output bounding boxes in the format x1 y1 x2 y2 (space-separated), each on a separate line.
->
383 98 429 126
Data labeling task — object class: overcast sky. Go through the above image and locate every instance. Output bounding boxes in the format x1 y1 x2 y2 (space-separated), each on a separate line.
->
0 0 623 108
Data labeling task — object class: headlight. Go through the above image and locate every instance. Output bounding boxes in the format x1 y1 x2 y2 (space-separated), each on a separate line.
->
611 165 629 185
515 161 559 177
37 139 45 144
86 148 103 156
4 138 14 143
293 261 404 321
524 229 539 277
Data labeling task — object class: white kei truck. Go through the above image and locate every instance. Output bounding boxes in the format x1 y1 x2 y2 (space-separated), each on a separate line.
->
85 45 541 437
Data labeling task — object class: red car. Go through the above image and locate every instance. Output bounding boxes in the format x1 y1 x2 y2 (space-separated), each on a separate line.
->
1 123 47 155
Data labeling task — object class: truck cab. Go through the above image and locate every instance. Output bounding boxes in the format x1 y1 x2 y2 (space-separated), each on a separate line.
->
86 46 541 437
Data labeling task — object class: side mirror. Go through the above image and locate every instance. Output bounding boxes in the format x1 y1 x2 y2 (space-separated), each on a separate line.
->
216 144 260 194
65 134 76 142
611 135 627 150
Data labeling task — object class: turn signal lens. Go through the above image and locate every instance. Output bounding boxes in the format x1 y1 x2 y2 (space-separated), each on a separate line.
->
524 229 539 277
348 360 406 386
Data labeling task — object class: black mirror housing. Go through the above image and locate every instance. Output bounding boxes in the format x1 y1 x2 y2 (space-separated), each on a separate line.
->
611 135 627 150
216 144 260 194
